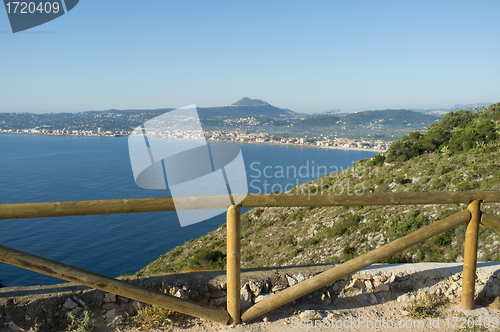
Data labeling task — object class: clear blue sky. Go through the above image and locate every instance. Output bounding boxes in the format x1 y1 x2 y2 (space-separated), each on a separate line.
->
1 1 499 114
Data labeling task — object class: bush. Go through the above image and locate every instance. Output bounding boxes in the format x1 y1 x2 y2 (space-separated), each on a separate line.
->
439 167 453 175
456 182 479 191
387 210 428 241
369 154 385 166
186 248 226 270
433 230 453 246
395 174 412 185
342 245 356 262
381 253 412 264
386 139 423 162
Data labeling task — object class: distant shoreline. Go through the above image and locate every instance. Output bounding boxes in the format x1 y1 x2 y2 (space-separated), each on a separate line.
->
0 133 386 153
209 139 386 153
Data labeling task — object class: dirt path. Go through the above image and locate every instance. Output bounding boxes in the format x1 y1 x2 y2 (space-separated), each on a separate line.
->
104 298 500 332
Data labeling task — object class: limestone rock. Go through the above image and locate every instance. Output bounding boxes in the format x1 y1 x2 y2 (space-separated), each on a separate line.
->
4 321 24 331
271 285 285 292
209 296 227 307
299 310 321 321
71 307 83 315
255 293 272 303
397 294 414 303
240 285 252 310
373 284 390 293
174 288 186 298
286 275 298 287
72 296 85 306
103 293 116 303
104 309 119 320
249 280 262 296
294 273 306 283
63 298 78 309
487 283 500 297
132 301 142 310
352 273 372 280
345 279 366 291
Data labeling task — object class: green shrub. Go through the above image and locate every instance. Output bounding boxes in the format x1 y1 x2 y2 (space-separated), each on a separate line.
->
456 182 479 191
186 248 225 270
433 230 453 246
369 154 385 166
342 245 356 262
395 174 412 185
381 253 412 264
439 167 453 175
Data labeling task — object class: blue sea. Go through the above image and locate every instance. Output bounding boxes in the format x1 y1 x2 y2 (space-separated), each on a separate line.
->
0 135 376 286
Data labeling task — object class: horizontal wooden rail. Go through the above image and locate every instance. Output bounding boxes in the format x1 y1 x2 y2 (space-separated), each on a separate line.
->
1 191 500 220
481 213 500 232
241 209 471 322
0 245 230 324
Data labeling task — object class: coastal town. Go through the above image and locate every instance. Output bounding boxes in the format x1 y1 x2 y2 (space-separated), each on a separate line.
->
0 127 390 151
204 130 389 151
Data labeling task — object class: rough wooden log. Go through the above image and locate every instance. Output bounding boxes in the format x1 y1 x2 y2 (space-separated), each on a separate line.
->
0 245 229 324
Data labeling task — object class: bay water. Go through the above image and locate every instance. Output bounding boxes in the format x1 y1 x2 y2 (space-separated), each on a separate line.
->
0 135 376 286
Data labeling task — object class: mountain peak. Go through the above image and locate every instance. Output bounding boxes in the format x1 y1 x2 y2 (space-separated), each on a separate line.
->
229 97 271 107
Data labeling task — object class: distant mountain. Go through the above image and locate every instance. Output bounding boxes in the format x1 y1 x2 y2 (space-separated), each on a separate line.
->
229 97 271 107
340 109 440 126
2 100 484 133
293 115 340 127
411 102 492 116
197 98 295 119
451 102 492 110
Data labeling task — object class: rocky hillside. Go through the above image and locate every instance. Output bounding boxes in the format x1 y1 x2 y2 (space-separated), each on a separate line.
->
139 104 500 276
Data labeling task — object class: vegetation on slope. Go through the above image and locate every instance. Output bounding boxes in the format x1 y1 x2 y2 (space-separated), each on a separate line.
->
139 104 500 275
385 103 500 162
292 115 340 126
340 109 439 126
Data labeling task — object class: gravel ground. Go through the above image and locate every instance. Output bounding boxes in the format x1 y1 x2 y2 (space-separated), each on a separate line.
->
97 297 500 332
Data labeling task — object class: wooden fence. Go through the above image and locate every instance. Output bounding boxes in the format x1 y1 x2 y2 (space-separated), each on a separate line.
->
1 191 500 325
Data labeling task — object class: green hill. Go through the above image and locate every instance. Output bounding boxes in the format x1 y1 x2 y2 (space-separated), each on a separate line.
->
197 105 295 119
139 103 500 275
340 109 440 126
229 97 271 107
198 98 295 118
292 115 340 127
385 103 500 162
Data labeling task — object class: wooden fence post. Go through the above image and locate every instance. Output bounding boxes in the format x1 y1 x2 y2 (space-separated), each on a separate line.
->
461 200 481 310
226 205 241 324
